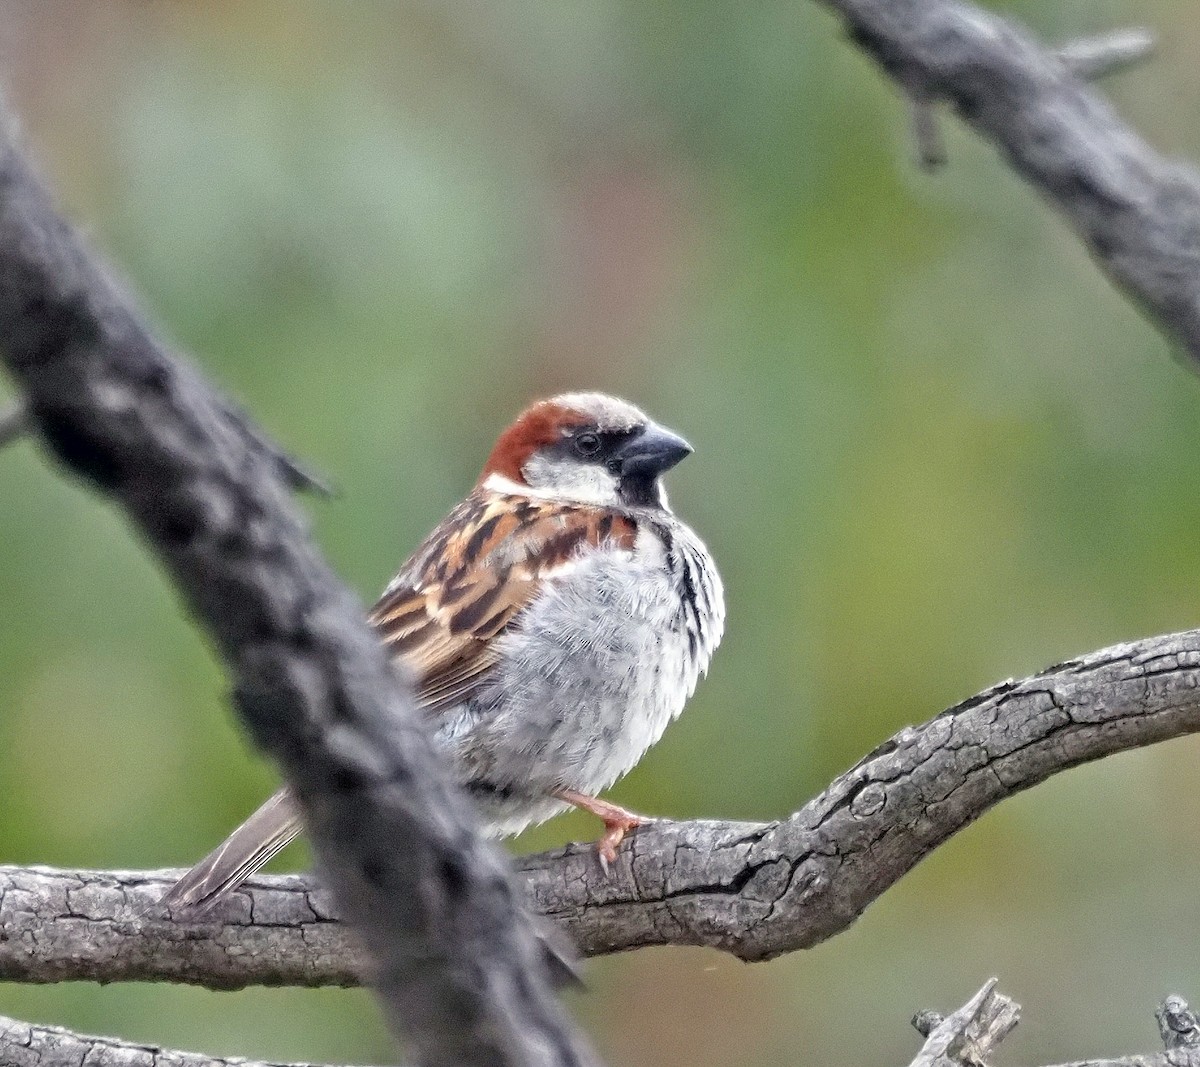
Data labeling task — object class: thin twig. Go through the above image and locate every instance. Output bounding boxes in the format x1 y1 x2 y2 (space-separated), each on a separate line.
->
901 26 1155 172
0 400 26 448
908 89 947 170
1058 27 1156 81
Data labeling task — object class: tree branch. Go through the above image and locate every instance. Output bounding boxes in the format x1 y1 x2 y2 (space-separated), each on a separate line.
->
0 102 593 1066
383 626 1200 963
0 866 361 988
816 0 1200 360
4 626 1200 986
902 26 1156 173
0 1012 335 1067
2 990 1198 1067
904 988 1200 1067
907 979 1020 1067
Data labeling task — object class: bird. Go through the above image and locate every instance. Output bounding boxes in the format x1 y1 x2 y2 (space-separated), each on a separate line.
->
162 392 724 912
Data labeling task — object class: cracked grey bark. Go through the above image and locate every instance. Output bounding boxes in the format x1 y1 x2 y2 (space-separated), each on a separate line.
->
903 987 1200 1067
0 1014 336 1067
5 628 1200 987
817 0 1200 359
0 867 363 988
907 979 1020 1066
0 104 594 1067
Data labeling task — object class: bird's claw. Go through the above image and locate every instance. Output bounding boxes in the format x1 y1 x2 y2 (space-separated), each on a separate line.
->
594 812 643 873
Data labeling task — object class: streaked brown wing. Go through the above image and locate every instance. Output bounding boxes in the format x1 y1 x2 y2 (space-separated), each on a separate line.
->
368 491 636 714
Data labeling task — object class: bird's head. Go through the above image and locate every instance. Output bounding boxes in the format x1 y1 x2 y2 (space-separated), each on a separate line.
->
479 392 692 509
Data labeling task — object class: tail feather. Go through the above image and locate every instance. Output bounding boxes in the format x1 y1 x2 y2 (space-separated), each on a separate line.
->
161 787 302 913
161 784 587 988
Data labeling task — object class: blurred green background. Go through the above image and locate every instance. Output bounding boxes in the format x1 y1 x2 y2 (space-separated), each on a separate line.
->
3 1 1200 1063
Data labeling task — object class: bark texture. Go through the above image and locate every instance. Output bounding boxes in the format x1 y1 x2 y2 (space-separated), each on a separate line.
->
907 980 1020 1067
0 867 361 988
0 1014 331 1067
904 987 1200 1067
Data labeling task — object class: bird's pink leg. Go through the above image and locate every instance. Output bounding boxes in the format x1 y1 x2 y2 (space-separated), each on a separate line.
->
553 787 645 865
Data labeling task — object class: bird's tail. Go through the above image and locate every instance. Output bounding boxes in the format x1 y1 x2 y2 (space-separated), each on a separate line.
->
161 787 302 913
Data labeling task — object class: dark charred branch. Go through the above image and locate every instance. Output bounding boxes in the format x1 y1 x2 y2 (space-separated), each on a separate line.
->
0 102 593 1067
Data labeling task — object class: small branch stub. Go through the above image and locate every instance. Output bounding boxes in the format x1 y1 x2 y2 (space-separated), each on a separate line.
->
908 90 947 172
907 980 1021 1067
898 26 1154 173
0 401 26 448
1057 27 1157 81
1157 995 1200 1050
912 1010 946 1038
907 989 1200 1067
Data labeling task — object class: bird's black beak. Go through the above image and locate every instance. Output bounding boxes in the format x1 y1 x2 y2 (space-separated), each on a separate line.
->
611 423 693 479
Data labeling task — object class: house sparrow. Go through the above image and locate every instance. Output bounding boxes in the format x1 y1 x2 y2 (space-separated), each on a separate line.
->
163 392 724 911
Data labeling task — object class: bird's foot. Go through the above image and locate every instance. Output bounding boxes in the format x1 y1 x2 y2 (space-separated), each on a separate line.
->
552 788 646 871
595 810 643 870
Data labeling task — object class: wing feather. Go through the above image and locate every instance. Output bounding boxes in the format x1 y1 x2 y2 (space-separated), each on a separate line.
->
367 490 636 715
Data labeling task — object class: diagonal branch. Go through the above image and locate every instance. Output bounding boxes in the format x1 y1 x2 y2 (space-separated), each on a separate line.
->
903 26 1156 172
0 101 593 1066
816 0 1200 360
5 627 1200 986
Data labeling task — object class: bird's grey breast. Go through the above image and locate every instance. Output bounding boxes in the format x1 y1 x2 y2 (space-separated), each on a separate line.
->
451 515 723 798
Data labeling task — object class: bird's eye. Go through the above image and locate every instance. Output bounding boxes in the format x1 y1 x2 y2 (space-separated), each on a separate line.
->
574 432 601 457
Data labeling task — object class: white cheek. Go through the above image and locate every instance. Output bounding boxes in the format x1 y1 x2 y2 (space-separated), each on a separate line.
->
521 454 621 506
